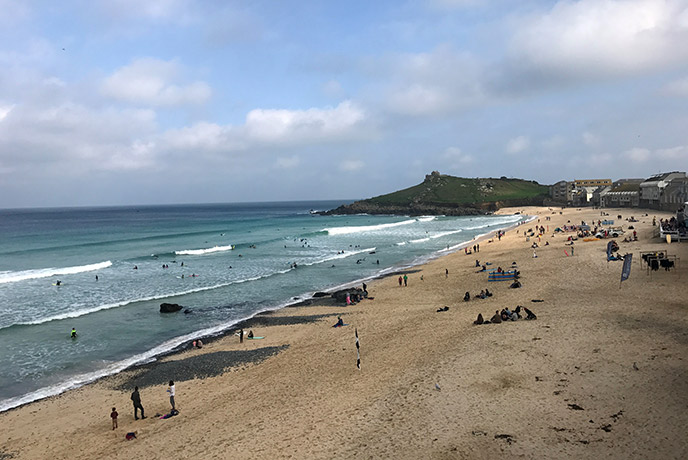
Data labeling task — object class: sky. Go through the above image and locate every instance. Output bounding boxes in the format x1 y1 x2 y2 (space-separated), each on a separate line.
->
1 0 687 208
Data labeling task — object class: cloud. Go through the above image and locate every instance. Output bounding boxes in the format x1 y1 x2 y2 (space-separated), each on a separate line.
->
159 101 369 163
340 159 364 172
624 147 651 162
244 101 367 144
382 46 486 116
663 76 688 97
582 131 600 147
0 102 158 174
322 80 344 98
275 156 300 169
508 0 688 83
506 135 530 154
100 0 194 22
656 145 688 160
443 146 472 164
102 58 211 107
0 104 14 121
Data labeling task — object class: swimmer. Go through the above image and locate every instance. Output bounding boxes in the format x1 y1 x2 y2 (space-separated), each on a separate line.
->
70 328 77 338
56 280 62 286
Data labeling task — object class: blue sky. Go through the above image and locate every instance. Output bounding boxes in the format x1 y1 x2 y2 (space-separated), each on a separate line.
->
1 0 687 208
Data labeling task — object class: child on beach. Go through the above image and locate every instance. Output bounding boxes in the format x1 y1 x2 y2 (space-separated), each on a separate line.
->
111 407 118 430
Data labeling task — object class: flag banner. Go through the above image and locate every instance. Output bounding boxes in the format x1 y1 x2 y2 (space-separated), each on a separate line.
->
621 253 633 282
355 328 360 370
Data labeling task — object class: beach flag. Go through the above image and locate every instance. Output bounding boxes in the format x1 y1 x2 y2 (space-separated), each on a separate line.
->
355 328 361 370
621 254 633 282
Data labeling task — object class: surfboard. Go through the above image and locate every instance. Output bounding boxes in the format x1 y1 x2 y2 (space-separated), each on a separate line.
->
247 336 264 339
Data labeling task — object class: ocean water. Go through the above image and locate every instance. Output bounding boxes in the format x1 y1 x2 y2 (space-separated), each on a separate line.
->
0 201 525 411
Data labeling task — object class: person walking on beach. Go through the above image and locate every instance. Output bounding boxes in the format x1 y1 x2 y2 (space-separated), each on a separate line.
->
167 381 176 410
398 276 402 286
403 274 408 286
111 407 118 430
131 386 145 420
239 328 244 343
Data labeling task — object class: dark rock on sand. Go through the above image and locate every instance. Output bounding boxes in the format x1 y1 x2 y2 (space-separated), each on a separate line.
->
160 303 183 313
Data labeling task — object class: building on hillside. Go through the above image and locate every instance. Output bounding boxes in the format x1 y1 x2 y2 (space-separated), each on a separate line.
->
639 172 688 211
574 179 612 188
549 180 572 204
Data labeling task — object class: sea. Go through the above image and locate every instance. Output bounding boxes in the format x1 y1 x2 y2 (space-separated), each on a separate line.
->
0 201 526 412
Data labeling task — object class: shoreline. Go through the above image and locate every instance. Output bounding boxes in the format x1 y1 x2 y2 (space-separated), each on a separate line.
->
3 205 685 459
0 213 528 414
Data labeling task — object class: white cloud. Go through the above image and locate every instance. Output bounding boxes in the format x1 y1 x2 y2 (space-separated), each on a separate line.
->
443 146 472 164
101 0 194 22
509 0 688 80
244 100 366 144
0 104 14 121
322 80 344 98
663 76 688 97
275 156 300 169
624 147 651 162
159 101 369 159
506 135 530 154
656 145 688 160
582 131 600 147
102 58 211 107
340 159 364 172
382 46 486 116
0 102 158 173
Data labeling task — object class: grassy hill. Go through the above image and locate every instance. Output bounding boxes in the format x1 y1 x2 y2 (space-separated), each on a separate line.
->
325 172 549 215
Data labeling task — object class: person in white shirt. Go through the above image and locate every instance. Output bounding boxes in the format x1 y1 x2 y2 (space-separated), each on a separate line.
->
167 381 175 410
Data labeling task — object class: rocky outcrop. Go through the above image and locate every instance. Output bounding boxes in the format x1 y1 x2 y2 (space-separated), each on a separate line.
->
160 303 184 313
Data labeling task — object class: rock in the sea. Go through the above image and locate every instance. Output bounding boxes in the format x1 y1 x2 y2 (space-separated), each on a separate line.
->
160 303 183 313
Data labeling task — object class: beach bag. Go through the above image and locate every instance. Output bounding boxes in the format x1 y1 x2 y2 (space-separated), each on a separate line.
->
126 432 136 440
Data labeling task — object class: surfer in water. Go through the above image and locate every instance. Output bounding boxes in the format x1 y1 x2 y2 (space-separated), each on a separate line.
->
70 328 77 338
56 280 62 286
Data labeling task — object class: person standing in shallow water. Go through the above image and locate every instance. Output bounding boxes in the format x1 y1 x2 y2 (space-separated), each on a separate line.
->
167 381 176 410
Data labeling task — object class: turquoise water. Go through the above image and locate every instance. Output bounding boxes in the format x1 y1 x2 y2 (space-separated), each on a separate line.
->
0 201 524 411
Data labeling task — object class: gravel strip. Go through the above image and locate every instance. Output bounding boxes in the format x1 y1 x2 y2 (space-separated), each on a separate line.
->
115 346 288 390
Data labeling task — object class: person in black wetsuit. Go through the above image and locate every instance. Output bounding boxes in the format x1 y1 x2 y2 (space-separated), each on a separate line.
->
131 386 146 420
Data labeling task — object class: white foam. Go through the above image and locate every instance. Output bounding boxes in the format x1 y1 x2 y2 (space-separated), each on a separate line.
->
323 219 417 235
0 261 112 285
301 247 376 266
409 237 430 243
175 244 234 256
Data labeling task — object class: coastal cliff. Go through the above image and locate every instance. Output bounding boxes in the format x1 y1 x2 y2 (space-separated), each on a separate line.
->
323 171 549 216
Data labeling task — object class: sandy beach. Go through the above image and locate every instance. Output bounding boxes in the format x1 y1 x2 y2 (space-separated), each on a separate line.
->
1 206 686 460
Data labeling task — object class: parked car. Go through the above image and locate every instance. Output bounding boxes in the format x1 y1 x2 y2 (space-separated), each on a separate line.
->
595 227 625 238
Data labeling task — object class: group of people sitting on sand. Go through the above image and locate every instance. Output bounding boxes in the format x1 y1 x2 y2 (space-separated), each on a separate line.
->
463 288 492 302
473 306 537 324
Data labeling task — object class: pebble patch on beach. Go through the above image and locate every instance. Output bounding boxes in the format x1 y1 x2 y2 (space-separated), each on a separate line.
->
115 346 289 390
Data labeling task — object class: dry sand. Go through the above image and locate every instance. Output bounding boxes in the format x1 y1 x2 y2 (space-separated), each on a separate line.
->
1 206 686 460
